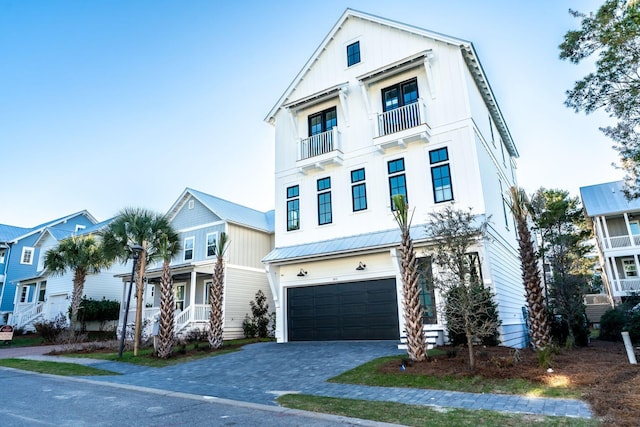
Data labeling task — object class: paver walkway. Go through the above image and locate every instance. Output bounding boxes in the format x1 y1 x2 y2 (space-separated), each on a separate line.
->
2 341 592 419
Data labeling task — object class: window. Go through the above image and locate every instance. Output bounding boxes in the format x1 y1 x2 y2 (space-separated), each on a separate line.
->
388 158 407 210
20 286 28 303
0 249 5 264
184 237 194 261
175 285 185 311
351 168 367 212
75 224 86 233
417 257 437 324
308 107 337 136
188 199 195 209
204 280 211 303
347 41 360 66
382 78 418 112
206 232 218 257
21 247 34 265
499 180 510 230
286 185 300 231
317 177 332 225
429 148 453 203
630 220 640 235
623 258 638 278
38 281 46 302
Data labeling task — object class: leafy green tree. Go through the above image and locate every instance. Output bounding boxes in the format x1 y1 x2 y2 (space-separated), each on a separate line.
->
102 208 179 356
530 188 593 346
509 187 551 350
427 206 499 370
391 194 427 362
208 232 229 349
44 235 111 332
560 0 640 197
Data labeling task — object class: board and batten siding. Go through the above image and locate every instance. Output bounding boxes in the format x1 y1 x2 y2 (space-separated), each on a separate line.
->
484 227 527 348
226 223 273 270
223 266 274 340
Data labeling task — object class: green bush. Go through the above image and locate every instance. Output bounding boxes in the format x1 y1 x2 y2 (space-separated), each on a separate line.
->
626 309 640 342
242 290 270 338
34 314 68 343
599 308 628 341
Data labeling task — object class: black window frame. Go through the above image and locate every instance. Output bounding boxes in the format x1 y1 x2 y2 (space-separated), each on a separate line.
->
317 177 332 225
351 168 367 212
387 158 407 210
429 147 453 203
346 41 361 67
417 257 437 324
308 107 337 137
382 78 419 112
286 185 300 231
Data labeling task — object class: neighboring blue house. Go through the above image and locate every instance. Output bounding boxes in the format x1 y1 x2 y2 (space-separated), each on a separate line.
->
0 211 97 323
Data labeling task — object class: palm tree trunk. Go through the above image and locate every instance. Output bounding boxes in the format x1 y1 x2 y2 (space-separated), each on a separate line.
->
400 228 427 362
208 259 225 349
134 242 148 356
70 269 87 333
157 260 175 358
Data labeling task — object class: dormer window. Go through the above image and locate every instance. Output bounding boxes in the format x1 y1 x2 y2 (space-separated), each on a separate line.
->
347 41 360 66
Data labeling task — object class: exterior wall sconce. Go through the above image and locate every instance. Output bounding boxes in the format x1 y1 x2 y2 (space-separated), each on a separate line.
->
356 262 366 271
297 269 308 277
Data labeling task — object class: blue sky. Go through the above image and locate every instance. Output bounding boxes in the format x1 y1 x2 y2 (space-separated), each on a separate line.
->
0 0 620 227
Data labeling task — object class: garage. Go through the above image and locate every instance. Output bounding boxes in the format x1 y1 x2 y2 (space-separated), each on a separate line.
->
287 278 399 341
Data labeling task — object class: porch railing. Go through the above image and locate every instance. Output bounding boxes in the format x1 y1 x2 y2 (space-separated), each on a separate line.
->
605 235 632 249
299 127 339 160
377 100 424 137
614 278 640 292
175 304 210 333
13 302 44 328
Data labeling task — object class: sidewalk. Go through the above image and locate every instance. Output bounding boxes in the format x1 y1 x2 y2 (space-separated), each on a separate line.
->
2 341 593 420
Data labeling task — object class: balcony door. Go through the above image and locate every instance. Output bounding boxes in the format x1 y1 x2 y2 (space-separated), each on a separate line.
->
382 78 418 112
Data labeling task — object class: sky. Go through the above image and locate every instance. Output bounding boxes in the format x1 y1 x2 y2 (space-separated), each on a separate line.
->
0 0 622 227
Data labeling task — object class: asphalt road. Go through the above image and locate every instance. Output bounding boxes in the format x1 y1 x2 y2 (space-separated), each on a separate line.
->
0 367 400 427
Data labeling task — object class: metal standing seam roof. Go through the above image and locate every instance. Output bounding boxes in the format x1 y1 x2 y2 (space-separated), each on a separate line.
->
580 180 640 217
186 188 275 233
262 225 430 263
0 224 31 242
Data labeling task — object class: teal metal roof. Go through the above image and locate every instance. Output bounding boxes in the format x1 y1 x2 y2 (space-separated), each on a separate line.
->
187 188 274 233
580 181 640 216
0 224 31 242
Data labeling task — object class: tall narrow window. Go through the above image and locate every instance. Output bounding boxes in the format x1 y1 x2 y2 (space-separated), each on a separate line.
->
388 158 407 210
184 237 194 261
175 285 185 310
287 185 300 231
21 247 34 265
429 148 453 203
308 107 337 136
351 168 367 212
382 78 418 112
0 249 5 264
499 180 510 230
38 281 46 302
417 257 437 324
347 41 361 66
206 232 218 257
20 286 28 303
317 177 332 225
630 220 640 235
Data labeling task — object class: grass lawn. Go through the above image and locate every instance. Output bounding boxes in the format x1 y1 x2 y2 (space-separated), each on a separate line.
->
1 334 45 348
329 355 581 399
0 358 119 376
277 395 597 427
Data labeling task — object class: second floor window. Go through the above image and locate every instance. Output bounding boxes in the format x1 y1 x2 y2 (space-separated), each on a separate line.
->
184 237 194 261
21 247 34 265
206 233 217 257
347 41 361 66
0 249 5 264
351 168 367 212
317 177 332 225
430 147 453 203
287 185 300 231
308 107 337 136
388 158 407 210
630 220 640 235
382 78 418 112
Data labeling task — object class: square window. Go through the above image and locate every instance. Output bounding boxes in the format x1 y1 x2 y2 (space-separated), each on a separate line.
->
347 41 360 66
429 148 449 164
317 177 331 191
387 158 405 174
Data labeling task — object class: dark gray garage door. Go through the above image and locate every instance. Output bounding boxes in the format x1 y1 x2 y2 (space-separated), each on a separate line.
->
287 278 399 341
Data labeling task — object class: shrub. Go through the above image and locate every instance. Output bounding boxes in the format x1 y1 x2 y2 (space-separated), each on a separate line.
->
599 308 627 341
242 290 270 338
445 284 501 346
626 310 640 342
34 314 68 343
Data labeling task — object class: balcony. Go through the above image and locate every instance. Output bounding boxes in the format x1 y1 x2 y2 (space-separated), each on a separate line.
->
374 99 430 152
612 277 640 294
297 127 343 173
602 234 640 250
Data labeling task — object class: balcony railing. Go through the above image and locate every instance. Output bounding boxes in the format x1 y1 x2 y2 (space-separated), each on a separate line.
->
377 100 424 137
12 302 44 328
613 278 640 293
299 127 339 160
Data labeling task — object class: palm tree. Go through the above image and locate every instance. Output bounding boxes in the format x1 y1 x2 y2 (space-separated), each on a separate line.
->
208 232 229 349
44 234 110 332
391 194 427 362
509 186 551 350
102 208 179 356
156 233 180 359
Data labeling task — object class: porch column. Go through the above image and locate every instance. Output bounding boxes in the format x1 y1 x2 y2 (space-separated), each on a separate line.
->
601 216 611 249
189 271 196 309
608 256 621 293
624 213 635 247
594 216 606 248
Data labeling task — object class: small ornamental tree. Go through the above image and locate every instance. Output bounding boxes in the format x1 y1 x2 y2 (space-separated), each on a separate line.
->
242 290 270 338
427 206 499 371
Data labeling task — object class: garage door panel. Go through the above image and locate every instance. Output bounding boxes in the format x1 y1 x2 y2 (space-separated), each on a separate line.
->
287 278 399 341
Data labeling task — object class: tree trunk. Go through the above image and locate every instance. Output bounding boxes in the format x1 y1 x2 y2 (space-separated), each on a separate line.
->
466 328 475 371
70 269 86 333
133 241 148 356
400 229 427 362
157 260 175 359
208 256 225 349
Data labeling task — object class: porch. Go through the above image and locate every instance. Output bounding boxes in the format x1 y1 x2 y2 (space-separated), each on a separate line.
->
373 99 430 152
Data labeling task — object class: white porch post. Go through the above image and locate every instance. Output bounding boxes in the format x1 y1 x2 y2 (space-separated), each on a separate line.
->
189 271 196 309
624 213 635 247
594 216 606 248
609 256 621 293
601 216 611 249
